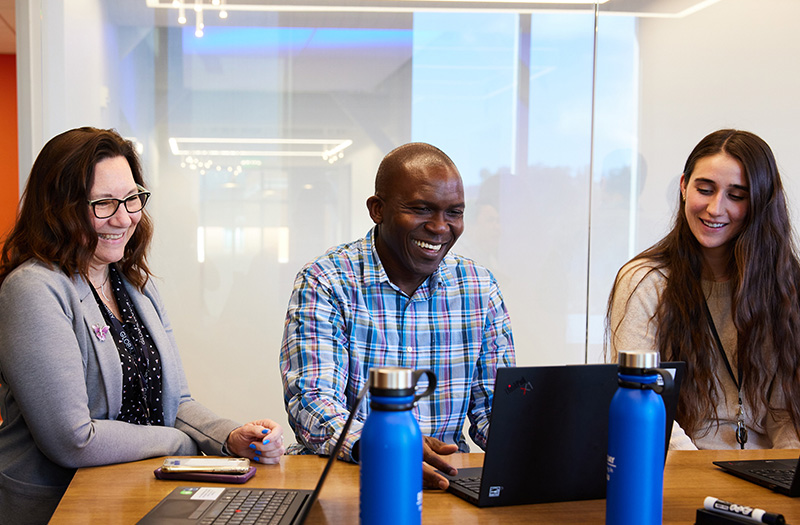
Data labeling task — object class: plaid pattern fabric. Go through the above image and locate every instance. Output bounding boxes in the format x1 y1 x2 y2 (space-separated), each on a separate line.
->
280 228 515 461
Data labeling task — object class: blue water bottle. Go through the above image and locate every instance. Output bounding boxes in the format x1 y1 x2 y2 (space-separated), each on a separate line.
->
359 367 437 525
606 350 673 525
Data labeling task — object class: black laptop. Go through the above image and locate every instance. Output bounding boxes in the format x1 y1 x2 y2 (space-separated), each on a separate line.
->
713 456 800 496
137 385 369 524
441 362 685 507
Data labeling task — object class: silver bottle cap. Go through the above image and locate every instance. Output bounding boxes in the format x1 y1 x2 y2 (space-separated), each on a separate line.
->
618 350 660 369
369 367 414 390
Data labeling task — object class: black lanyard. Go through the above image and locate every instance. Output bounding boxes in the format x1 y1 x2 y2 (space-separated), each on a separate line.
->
703 299 747 449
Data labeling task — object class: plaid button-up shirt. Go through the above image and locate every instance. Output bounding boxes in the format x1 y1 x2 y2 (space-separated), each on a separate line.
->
280 228 515 461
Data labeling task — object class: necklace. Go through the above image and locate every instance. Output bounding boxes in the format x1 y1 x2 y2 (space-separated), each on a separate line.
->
92 270 111 302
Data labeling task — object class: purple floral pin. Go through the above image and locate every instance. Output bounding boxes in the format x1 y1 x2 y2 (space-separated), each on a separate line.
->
92 324 110 342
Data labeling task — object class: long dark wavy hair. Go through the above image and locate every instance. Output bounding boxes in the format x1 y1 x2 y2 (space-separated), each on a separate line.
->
0 127 153 289
607 129 800 437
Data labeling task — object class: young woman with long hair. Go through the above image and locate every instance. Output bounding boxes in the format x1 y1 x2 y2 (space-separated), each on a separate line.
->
607 129 800 450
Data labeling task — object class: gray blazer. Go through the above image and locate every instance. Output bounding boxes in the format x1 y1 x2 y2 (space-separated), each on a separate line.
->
0 260 240 524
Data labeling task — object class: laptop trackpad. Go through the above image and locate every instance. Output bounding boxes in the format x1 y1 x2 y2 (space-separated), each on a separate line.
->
152 500 206 518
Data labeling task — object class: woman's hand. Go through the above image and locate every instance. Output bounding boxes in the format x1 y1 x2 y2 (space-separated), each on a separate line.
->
225 419 286 464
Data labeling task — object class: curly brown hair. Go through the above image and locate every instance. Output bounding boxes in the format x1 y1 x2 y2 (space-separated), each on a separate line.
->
607 129 800 438
0 127 153 289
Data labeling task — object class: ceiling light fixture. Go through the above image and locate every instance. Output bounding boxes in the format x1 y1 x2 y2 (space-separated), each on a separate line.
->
168 137 354 164
195 8 204 37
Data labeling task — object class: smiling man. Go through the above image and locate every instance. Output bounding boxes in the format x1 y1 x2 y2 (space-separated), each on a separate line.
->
280 143 515 489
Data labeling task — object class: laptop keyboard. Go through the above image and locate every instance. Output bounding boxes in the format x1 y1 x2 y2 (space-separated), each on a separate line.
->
750 467 796 486
450 476 482 495
196 488 299 524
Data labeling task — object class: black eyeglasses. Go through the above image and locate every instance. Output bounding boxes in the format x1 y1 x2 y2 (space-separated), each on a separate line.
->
88 185 151 219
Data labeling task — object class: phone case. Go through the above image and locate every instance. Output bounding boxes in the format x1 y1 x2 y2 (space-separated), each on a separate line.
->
160 457 251 474
153 466 256 484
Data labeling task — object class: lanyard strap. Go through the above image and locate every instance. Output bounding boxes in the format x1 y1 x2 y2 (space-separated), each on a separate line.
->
702 299 742 391
702 298 747 448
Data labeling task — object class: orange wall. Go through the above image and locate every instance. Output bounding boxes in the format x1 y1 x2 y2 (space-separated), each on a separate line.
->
0 54 18 243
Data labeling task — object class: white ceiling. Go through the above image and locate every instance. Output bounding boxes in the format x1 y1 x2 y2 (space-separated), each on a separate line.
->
0 0 13 55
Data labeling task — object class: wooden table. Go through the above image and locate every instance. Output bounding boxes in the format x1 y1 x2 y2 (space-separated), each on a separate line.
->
50 449 800 524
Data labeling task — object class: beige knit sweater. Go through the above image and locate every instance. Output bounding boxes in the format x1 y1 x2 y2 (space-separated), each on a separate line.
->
609 258 800 450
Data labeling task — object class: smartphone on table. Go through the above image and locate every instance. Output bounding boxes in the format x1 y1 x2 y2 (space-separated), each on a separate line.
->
154 457 255 483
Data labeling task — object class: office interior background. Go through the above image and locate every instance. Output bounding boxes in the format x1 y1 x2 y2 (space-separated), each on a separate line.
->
4 0 800 448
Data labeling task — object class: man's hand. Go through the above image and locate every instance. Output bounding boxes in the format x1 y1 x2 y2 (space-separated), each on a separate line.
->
423 435 458 490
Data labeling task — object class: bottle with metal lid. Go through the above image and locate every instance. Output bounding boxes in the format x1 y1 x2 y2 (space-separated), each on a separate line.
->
359 367 436 525
606 350 674 525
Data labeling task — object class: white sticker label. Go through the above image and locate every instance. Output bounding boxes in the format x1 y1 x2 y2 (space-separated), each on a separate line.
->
190 488 225 501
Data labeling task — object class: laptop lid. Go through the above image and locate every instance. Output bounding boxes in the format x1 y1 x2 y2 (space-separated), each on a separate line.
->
138 383 370 524
444 362 684 507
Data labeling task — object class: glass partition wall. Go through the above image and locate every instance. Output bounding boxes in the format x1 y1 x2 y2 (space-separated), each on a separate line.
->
17 0 800 446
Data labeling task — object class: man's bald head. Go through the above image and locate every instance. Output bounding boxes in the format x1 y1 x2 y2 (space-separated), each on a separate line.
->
375 143 460 199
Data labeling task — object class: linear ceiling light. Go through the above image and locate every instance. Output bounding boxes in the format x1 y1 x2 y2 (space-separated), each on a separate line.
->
168 137 354 163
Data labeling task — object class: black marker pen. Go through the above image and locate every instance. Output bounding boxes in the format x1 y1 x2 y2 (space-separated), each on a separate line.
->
703 496 785 525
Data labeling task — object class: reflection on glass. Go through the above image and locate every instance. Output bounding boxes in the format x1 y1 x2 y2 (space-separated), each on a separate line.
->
28 0 649 431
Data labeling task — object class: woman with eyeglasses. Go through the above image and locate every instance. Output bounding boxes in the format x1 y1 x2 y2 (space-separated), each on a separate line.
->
607 129 800 451
0 127 285 523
